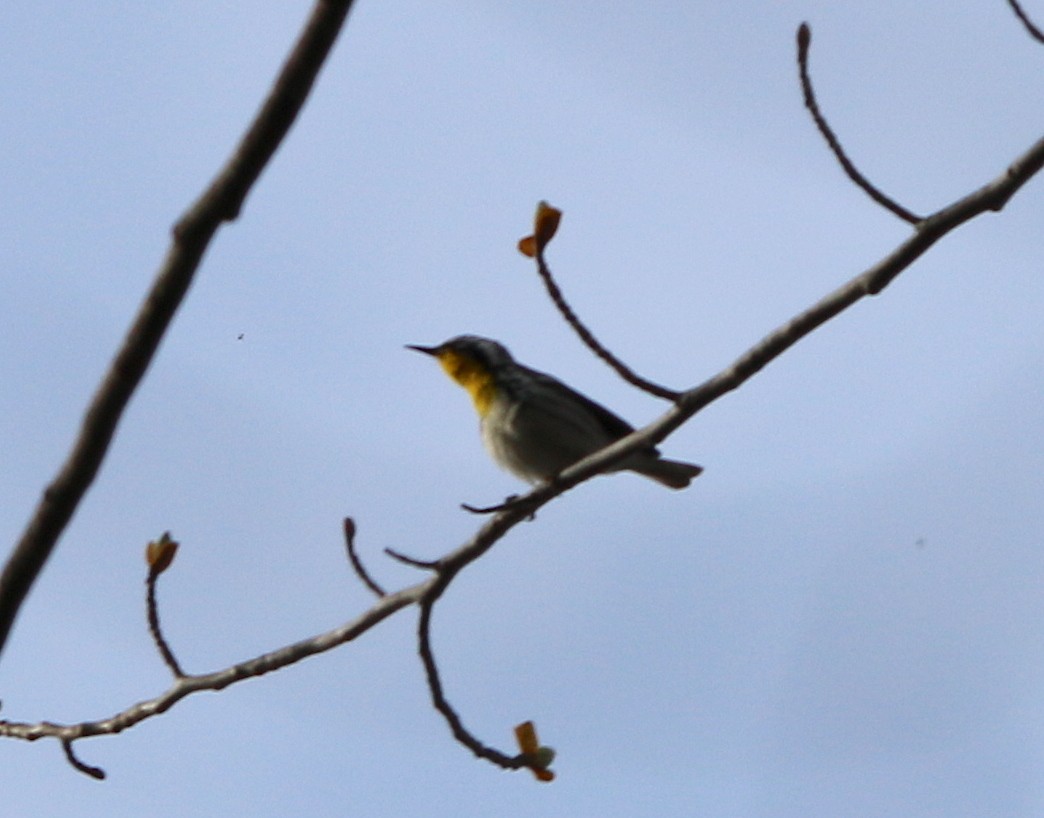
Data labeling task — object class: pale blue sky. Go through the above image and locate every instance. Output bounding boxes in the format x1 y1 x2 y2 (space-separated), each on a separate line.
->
2 2 1044 816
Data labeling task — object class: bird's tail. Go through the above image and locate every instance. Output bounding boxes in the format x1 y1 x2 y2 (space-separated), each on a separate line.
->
632 457 703 489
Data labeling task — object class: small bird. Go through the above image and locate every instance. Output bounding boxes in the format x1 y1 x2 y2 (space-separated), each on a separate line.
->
407 335 702 489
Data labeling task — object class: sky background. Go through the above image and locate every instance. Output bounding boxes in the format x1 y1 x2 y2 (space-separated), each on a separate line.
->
2 1 1044 816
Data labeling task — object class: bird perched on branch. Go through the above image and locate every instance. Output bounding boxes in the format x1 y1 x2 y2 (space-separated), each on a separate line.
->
408 335 702 489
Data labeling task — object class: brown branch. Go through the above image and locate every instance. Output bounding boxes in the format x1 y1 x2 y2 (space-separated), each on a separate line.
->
796 23 923 224
146 567 185 678
62 739 105 780
1007 0 1044 43
508 139 1044 504
343 518 386 597
650 135 1044 445
533 248 682 401
0 581 425 777
416 580 529 772
461 493 538 515
0 494 557 778
0 0 358 661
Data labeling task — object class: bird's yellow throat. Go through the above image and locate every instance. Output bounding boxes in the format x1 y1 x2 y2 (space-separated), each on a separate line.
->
435 349 497 416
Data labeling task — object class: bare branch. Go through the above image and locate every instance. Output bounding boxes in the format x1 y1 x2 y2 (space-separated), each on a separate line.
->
494 139 1044 507
796 23 923 224
533 247 682 401
343 518 386 597
0 0 359 660
0 581 425 771
0 497 558 777
461 493 538 515
384 548 441 571
62 739 105 780
1007 0 1044 43
416 584 528 772
631 135 1044 452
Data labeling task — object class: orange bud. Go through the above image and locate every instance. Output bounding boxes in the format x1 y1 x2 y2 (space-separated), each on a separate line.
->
514 721 540 754
517 201 562 257
146 531 179 574
533 201 561 251
514 720 556 782
517 235 538 258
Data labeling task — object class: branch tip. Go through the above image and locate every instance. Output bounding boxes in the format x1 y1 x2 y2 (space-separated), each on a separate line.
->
525 212 681 400
795 23 922 224
417 596 523 770
797 22 811 54
343 517 386 597
62 740 106 780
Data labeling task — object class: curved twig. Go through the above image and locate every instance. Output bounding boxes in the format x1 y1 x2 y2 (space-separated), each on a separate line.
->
0 0 359 661
461 493 538 515
1007 0 1044 43
62 739 105 780
146 567 185 678
384 548 441 571
797 23 923 224
416 579 528 771
343 518 386 597
533 248 682 401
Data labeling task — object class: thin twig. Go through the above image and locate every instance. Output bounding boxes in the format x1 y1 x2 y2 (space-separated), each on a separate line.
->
1007 0 1044 43
146 568 185 678
61 739 105 780
384 548 441 571
460 494 529 515
533 250 682 401
460 502 509 515
0 0 359 661
416 584 528 771
343 518 386 597
796 23 923 224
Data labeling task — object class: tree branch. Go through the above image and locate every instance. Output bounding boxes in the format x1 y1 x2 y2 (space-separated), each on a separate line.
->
532 244 682 401
146 565 185 678
0 0 358 661
416 580 528 771
797 23 923 224
0 579 424 777
1006 0 1044 43
343 518 386 597
0 493 558 778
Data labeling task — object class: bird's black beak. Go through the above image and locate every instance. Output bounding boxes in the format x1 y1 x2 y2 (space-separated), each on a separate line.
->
405 344 439 356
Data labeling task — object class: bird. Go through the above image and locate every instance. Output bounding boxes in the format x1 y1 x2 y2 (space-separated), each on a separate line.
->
407 335 702 489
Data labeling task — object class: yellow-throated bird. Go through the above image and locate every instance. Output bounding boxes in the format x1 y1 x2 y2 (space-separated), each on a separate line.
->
408 335 702 488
